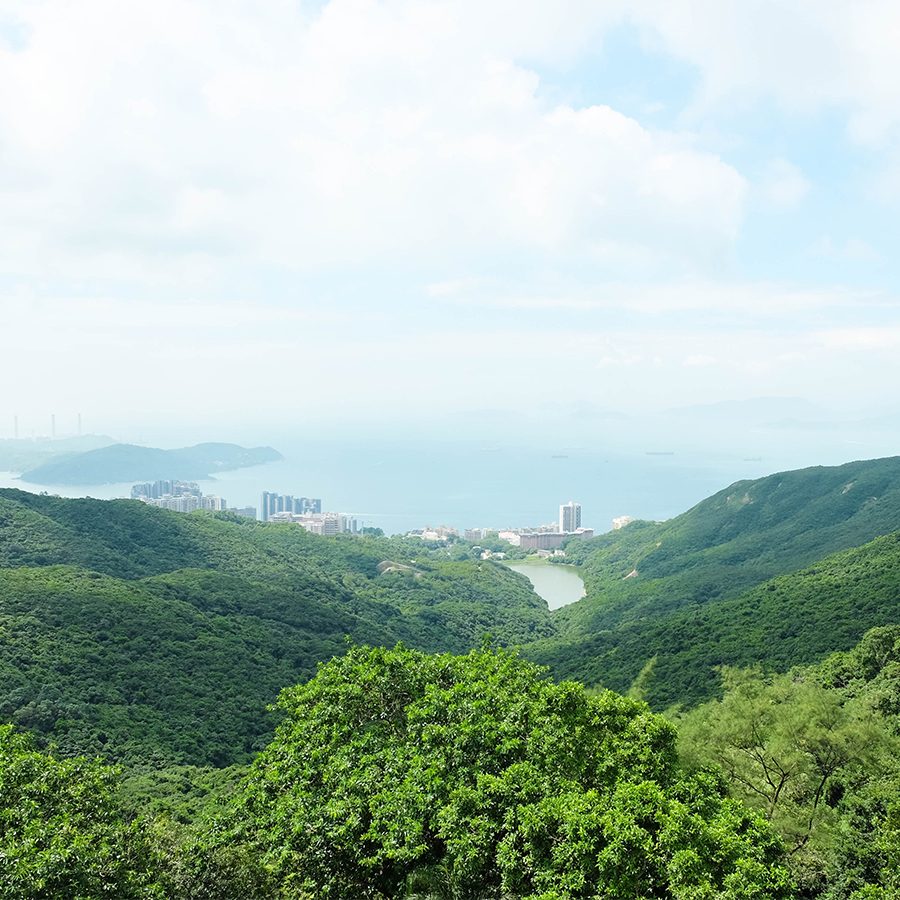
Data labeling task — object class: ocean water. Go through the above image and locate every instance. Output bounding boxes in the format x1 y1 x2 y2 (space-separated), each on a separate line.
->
0 434 861 536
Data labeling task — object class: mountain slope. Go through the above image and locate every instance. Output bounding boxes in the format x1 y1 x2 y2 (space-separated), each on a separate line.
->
558 455 900 635
0 490 554 767
531 531 900 709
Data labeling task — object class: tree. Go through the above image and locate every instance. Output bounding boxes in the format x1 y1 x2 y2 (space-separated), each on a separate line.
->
677 668 900 896
225 645 793 899
0 725 157 898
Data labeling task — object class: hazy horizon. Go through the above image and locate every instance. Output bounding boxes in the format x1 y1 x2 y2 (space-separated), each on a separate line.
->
3 2 900 444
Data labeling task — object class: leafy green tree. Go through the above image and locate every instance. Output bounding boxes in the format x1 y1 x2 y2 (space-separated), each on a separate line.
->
226 645 793 899
678 667 900 897
0 724 157 898
815 625 900 726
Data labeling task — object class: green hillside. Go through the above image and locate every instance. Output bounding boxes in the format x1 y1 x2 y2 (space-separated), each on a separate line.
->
3 467 900 897
6 454 900 768
557 455 900 637
0 490 553 767
521 456 900 708
532 531 900 709
19 441 282 484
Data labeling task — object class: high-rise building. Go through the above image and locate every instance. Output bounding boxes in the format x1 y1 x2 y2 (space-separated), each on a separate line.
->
132 480 200 500
260 492 322 521
559 501 582 534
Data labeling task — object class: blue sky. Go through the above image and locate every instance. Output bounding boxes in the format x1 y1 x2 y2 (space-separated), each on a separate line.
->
1 0 899 442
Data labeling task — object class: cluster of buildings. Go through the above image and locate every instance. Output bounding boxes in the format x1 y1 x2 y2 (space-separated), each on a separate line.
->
268 510 359 535
259 491 358 534
129 482 362 533
497 502 594 551
131 480 231 513
408 525 460 541
258 491 322 521
410 501 594 552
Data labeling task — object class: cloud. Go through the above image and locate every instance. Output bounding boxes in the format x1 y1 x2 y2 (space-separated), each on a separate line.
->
758 159 810 210
429 279 892 319
812 326 900 350
2 1 900 434
630 0 900 147
811 236 881 262
0 0 746 288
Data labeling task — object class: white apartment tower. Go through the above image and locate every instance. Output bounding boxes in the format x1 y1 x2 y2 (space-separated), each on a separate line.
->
559 501 582 534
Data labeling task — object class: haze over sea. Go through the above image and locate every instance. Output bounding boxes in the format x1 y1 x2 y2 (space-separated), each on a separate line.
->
3 409 897 536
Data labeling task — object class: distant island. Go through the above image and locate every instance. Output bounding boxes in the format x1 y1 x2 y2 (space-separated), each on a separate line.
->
0 434 116 473
19 441 282 485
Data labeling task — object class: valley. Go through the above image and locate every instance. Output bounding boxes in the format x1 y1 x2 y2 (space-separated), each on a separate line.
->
3 455 900 897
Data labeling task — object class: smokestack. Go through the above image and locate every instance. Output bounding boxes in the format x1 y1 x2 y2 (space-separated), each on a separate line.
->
13 415 18 440
77 412 82 436
51 414 56 440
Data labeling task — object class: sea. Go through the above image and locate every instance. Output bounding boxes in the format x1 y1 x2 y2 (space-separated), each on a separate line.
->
1 423 894 536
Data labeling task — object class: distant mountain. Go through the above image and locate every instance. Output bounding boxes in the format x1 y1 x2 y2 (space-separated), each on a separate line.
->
528 455 900 705
19 441 283 485
665 396 829 424
0 434 116 474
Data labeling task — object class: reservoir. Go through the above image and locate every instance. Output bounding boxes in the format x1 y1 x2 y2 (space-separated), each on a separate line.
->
506 561 586 610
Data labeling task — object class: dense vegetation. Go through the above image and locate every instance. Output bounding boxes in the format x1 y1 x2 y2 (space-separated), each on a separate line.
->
4 454 900 896
19 441 282 484
532 531 900 707
0 489 552 766
0 646 797 899
531 456 900 706
6 635 898 898
0 724 158 898
222 645 792 898
678 626 900 897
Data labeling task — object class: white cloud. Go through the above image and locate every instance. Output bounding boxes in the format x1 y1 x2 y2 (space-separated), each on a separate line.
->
2 283 899 428
812 326 900 350
2 2 900 432
630 0 900 147
758 159 811 210
811 235 881 262
0 0 746 287
431 279 892 318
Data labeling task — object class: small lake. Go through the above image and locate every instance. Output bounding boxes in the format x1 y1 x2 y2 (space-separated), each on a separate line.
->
506 562 586 611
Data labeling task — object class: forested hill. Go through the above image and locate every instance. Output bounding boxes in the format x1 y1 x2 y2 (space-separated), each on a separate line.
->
18 441 282 484
557 454 900 636
520 455 900 710
0 490 553 767
4 454 900 768
531 530 900 708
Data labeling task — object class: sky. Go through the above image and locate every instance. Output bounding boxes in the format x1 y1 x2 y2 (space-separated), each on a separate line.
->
2 0 900 443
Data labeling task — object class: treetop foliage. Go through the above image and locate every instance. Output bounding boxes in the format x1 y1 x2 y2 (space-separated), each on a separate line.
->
226 644 793 899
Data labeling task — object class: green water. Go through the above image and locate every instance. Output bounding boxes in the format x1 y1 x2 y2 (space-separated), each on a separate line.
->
506 561 586 610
